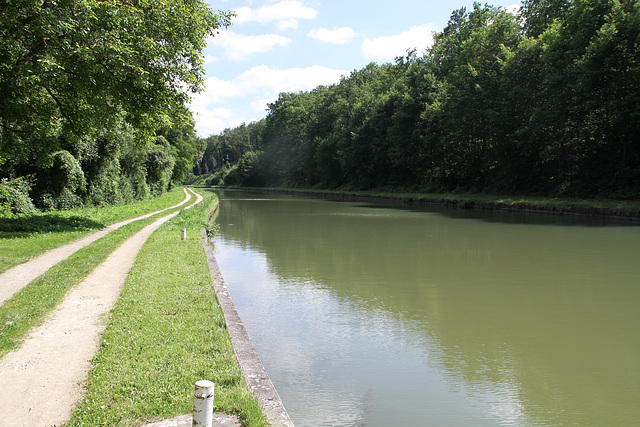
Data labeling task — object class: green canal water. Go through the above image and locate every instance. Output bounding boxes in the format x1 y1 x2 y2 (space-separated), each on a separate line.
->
211 190 640 426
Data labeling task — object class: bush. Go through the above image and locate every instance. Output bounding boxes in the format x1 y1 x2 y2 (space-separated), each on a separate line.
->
39 187 84 211
50 150 86 194
0 177 38 216
146 136 176 196
35 150 87 210
86 164 123 206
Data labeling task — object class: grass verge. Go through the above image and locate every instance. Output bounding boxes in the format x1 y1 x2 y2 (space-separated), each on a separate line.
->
0 196 193 357
68 190 267 427
0 189 187 274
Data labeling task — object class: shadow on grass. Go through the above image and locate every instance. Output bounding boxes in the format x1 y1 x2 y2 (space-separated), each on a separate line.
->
0 214 105 237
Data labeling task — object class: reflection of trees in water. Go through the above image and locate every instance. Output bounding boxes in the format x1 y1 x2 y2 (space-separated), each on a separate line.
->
216 192 640 426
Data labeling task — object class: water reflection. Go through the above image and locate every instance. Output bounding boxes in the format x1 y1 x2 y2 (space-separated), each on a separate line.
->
213 190 640 426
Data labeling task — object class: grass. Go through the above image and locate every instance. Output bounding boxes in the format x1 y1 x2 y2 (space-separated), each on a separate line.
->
0 189 187 274
68 190 267 426
0 196 192 356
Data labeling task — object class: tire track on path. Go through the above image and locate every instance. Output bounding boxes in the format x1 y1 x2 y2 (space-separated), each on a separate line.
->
0 188 203 427
0 188 192 306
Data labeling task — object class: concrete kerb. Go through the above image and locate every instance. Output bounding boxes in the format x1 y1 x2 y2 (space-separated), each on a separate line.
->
141 230 294 427
203 234 295 427
142 413 241 427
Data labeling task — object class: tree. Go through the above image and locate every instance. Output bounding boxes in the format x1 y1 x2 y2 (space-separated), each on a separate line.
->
0 0 232 161
428 4 523 191
191 1 640 200
512 0 640 196
521 0 571 37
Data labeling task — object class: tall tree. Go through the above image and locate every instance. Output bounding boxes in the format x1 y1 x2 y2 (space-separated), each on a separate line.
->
0 0 232 162
521 0 571 36
429 4 523 190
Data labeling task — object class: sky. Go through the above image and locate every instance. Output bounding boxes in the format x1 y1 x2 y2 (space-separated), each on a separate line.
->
192 0 522 137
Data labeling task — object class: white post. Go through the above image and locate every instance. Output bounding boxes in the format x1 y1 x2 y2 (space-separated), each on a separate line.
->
182 228 187 240
193 380 215 427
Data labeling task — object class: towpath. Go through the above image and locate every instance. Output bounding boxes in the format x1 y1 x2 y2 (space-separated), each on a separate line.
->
0 188 192 305
0 189 202 426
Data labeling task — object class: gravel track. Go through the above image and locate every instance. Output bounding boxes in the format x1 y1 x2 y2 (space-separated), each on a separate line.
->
0 189 202 427
0 188 192 306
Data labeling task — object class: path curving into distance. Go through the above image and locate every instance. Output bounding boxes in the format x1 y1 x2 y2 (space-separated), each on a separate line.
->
0 188 193 306
185 187 203 209
0 188 203 426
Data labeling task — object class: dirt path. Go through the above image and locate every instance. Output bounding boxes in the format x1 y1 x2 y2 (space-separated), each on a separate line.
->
185 187 203 209
0 189 203 427
0 189 192 306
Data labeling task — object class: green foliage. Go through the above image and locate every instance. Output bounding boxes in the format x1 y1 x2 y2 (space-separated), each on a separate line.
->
38 150 87 210
0 0 232 141
1 119 201 210
0 0 232 210
194 1 640 200
146 136 176 196
156 121 200 185
194 121 266 185
224 151 266 186
0 177 38 216
86 159 124 206
521 0 571 37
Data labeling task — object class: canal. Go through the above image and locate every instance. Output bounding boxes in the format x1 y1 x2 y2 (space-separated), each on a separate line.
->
211 190 640 426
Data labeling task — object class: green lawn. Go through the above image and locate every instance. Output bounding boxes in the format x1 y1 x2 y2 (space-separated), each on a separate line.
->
0 190 192 356
0 189 187 274
67 190 267 426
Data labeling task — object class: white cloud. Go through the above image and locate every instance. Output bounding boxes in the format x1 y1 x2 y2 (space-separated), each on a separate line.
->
308 27 357 45
194 76 243 104
203 54 219 64
189 106 245 136
233 6 255 24
362 25 436 62
190 64 348 135
506 4 521 15
251 98 275 113
207 29 291 61
234 64 347 97
277 18 299 31
233 1 317 30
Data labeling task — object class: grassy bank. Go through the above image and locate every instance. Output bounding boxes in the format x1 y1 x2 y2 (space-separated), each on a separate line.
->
210 186 640 219
0 190 192 357
68 190 267 426
0 189 187 274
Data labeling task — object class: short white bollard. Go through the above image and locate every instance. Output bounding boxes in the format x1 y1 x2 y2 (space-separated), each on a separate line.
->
193 380 215 427
182 228 187 240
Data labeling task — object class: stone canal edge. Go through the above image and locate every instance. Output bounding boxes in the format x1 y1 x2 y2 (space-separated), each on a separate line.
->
203 239 295 427
144 234 294 427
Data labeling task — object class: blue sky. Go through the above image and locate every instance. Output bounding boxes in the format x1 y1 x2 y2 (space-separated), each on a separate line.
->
192 0 522 137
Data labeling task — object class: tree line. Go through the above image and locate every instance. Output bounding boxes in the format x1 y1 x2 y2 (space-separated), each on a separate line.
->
0 0 231 215
196 0 640 199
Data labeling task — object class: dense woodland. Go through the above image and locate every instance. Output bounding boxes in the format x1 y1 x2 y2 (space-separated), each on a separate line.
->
0 0 231 215
2 0 638 216
196 0 640 199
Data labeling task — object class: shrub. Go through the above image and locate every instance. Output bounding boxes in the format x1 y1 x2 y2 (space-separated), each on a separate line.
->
146 136 176 196
0 177 38 216
50 150 87 194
